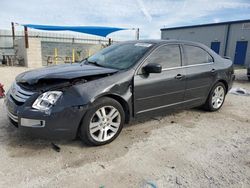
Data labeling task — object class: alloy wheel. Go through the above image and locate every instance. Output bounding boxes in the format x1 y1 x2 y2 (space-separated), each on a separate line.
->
211 85 225 109
89 106 121 142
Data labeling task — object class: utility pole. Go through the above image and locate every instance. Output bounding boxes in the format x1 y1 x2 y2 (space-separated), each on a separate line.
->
132 28 140 40
136 28 139 40
11 22 15 47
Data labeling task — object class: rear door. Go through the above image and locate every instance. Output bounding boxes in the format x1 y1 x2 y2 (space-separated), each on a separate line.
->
134 44 186 116
182 44 216 107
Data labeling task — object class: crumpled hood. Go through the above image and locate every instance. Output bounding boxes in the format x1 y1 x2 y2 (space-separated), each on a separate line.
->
16 64 118 85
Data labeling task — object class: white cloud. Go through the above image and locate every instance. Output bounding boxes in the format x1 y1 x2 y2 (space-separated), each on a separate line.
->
213 18 221 23
0 0 249 40
136 0 152 22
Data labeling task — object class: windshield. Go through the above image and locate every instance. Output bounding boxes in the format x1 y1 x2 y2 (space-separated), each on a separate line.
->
86 42 153 70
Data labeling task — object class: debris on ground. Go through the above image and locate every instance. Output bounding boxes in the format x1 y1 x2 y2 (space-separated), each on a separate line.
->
176 177 182 185
51 143 61 152
151 117 162 122
165 165 175 169
125 129 132 132
229 87 250 96
204 172 214 184
99 164 105 169
144 181 157 188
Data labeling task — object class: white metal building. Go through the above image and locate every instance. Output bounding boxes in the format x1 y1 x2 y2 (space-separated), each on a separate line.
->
161 19 250 66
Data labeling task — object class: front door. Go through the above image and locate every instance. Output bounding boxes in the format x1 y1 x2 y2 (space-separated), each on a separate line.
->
234 41 248 65
134 44 186 116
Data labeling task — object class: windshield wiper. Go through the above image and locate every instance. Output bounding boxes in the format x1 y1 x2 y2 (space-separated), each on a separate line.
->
80 58 107 68
87 60 105 68
80 58 88 66
80 58 101 67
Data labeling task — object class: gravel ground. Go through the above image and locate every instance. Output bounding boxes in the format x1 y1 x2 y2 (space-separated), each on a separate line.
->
0 67 249 188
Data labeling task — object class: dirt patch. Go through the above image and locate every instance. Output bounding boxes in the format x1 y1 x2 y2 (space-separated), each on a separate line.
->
0 67 249 188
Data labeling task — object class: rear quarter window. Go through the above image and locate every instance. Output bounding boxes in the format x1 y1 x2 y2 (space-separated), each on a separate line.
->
184 45 213 65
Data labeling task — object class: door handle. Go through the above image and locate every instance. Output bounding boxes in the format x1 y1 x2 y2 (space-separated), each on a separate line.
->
175 74 184 80
211 69 216 73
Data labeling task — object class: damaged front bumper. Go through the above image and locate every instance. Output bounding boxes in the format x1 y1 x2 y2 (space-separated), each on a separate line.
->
5 90 87 140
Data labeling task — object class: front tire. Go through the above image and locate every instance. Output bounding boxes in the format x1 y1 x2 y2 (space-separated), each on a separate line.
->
79 97 125 146
203 82 226 111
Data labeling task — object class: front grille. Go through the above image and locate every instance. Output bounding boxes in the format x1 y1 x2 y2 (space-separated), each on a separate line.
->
9 82 34 104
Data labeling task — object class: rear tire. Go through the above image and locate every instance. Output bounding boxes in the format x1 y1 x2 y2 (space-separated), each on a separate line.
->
203 82 226 112
79 97 125 146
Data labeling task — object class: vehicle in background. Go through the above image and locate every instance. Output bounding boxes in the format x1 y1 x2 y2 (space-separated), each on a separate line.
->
247 66 250 81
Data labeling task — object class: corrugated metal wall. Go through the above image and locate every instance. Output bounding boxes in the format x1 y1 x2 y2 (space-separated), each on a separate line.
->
161 21 250 67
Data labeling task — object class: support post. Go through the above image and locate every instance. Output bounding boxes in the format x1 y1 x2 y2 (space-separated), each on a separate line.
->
108 38 112 46
11 22 15 47
24 26 29 48
54 48 58 64
72 48 75 63
136 28 139 40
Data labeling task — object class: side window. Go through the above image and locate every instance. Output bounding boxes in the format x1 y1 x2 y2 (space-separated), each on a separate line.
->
184 45 213 65
145 45 181 69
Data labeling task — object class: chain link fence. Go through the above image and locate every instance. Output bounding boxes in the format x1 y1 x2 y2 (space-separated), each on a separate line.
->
0 29 118 66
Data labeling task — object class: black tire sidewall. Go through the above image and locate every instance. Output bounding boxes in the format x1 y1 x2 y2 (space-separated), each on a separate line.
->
79 97 125 146
207 82 226 111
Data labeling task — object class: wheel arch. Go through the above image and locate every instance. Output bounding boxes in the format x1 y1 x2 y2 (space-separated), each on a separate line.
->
75 94 130 140
103 94 130 124
203 80 228 111
204 79 228 106
217 79 229 93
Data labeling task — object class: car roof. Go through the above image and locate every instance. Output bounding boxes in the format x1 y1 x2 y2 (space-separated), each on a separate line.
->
123 39 205 47
121 39 216 57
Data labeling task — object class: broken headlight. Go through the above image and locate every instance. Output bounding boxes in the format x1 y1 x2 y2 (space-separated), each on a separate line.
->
32 91 62 111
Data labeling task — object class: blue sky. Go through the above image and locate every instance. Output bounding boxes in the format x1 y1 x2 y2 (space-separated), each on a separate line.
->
1 0 250 40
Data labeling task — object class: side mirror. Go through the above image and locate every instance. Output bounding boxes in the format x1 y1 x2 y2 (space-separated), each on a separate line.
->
143 63 162 74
